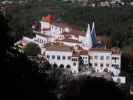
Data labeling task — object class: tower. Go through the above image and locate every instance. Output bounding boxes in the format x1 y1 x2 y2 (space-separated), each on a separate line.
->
91 22 97 46
82 24 93 49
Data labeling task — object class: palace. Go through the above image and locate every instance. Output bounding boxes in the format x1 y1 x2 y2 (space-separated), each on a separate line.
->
17 15 125 83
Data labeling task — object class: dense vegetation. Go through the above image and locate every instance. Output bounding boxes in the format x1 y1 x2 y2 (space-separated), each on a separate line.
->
24 42 41 56
1 0 133 91
4 0 133 47
0 10 132 100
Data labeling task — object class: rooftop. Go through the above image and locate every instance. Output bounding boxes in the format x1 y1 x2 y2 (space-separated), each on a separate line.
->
45 43 72 52
79 50 88 55
111 47 121 54
89 48 112 52
72 51 80 57
63 29 86 37
36 33 52 38
42 15 55 23
61 38 81 43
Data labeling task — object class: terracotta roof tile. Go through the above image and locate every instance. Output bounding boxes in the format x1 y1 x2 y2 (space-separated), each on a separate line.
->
42 15 55 23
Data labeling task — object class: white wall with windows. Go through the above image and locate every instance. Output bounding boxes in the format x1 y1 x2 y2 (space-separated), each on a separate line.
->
71 56 79 73
88 50 112 73
50 25 63 35
45 50 79 72
80 55 89 65
40 21 51 33
111 54 121 76
33 35 48 45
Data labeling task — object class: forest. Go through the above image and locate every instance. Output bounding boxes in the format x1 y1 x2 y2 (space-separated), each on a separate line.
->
1 0 133 99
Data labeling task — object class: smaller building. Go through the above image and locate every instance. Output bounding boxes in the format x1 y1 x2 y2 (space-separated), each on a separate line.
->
45 43 79 73
88 48 121 76
112 76 126 84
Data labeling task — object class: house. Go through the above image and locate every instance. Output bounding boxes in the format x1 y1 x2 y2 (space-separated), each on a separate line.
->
88 48 121 76
44 43 79 73
89 48 112 73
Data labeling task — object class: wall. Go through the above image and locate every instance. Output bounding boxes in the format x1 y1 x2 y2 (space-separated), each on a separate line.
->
88 51 112 73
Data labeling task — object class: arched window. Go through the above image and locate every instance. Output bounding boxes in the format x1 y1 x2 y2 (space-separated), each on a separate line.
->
104 68 108 72
66 65 71 69
53 63 58 68
60 64 64 68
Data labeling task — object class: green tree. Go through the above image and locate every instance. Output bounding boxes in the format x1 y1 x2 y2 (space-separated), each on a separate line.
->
24 42 41 56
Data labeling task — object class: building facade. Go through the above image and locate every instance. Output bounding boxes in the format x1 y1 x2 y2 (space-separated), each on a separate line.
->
17 15 122 79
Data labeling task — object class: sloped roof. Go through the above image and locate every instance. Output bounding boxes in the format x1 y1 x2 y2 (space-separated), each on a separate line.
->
89 48 111 52
42 15 55 23
72 51 80 57
79 50 88 55
45 43 72 52
62 38 81 43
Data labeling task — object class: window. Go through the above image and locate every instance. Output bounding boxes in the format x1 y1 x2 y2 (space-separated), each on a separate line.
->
57 56 60 60
100 56 104 60
85 61 88 64
73 62 76 66
89 63 92 67
83 57 88 59
68 56 71 60
90 56 93 59
66 65 71 68
106 56 110 60
62 56 66 60
94 63 97 66
94 56 98 59
47 55 50 59
106 64 109 67
100 63 103 67
72 58 77 61
112 57 118 60
60 64 64 68
104 68 108 72
112 57 119 63
72 58 74 61
52 55 55 59
112 64 119 69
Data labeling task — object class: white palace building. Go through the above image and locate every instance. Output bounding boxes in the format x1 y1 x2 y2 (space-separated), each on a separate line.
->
18 15 125 83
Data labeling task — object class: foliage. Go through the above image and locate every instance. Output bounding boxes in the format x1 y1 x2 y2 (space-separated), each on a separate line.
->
24 42 41 56
6 0 133 49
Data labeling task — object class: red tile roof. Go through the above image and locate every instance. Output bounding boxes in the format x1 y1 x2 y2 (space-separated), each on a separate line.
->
42 15 55 23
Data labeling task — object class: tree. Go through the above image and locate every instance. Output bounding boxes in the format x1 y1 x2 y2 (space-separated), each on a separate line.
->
0 13 58 100
24 42 41 56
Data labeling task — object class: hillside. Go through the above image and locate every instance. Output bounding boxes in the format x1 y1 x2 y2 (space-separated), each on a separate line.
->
2 0 133 49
